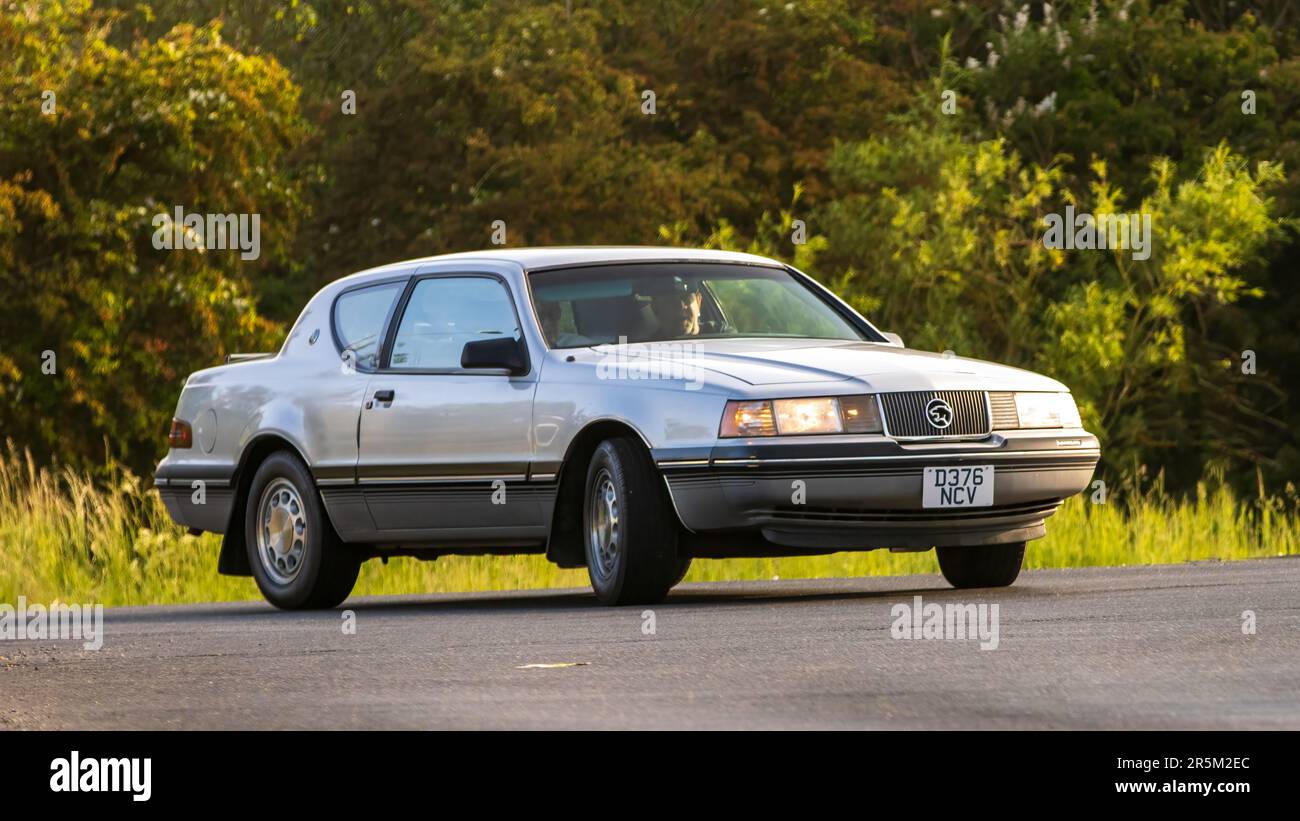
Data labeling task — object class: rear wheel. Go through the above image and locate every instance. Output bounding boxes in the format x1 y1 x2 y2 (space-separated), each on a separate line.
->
245 451 361 610
583 437 680 605
936 542 1025 589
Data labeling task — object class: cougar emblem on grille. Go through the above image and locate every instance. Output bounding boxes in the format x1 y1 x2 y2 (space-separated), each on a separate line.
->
925 398 954 429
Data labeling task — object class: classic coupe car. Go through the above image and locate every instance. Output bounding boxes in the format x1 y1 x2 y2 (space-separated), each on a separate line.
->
155 247 1099 609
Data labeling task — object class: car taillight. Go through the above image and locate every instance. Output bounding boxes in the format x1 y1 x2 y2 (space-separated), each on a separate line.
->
168 419 193 449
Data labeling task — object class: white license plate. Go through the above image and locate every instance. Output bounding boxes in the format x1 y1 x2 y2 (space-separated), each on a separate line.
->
922 466 994 508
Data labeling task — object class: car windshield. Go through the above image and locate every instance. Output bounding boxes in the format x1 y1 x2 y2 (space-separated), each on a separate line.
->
528 263 869 348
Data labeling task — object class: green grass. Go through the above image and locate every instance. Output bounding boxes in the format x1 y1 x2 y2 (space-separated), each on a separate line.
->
1 444 1296 607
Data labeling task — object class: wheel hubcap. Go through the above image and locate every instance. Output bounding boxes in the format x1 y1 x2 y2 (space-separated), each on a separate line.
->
587 469 620 581
256 478 307 585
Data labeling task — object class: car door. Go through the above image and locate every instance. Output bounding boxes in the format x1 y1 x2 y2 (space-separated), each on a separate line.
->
356 272 545 541
313 276 408 484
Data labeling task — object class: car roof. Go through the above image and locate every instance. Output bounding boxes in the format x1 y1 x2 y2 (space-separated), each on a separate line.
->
336 246 786 286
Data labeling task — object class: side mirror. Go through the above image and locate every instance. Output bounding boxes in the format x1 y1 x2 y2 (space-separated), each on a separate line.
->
881 331 905 348
461 336 528 375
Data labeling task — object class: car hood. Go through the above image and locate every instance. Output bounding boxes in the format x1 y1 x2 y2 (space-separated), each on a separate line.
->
590 338 1068 393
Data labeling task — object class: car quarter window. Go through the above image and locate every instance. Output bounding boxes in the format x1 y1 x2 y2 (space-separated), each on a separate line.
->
388 276 521 370
333 281 404 371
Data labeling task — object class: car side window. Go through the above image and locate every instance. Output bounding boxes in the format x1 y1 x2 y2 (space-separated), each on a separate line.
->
333 281 403 371
389 277 521 370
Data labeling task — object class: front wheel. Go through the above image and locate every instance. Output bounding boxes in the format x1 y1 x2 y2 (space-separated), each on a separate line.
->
245 451 361 610
669 556 692 589
936 542 1025 589
583 438 681 605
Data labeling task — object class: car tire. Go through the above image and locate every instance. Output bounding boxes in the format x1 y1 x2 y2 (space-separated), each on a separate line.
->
936 542 1025 589
245 451 361 610
582 437 680 605
669 557 693 589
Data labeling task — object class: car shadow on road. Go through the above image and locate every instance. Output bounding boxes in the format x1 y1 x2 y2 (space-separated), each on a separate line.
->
332 578 1049 616
102 578 1049 623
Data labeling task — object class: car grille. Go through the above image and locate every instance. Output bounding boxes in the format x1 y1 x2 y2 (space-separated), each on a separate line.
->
879 390 990 438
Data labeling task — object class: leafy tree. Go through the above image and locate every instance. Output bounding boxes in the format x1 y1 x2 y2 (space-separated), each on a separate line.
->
815 85 1283 482
0 0 305 471
946 0 1300 485
4 0 1299 495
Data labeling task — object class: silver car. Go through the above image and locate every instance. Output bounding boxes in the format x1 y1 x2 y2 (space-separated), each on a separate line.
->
155 247 1100 609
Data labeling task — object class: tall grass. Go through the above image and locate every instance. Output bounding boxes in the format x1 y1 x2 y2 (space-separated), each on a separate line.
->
1 444 1296 607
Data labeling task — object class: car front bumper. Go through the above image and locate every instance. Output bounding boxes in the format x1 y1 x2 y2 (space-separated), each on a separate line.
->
656 430 1099 552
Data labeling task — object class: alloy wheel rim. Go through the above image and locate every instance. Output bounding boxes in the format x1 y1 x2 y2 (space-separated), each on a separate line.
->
587 468 620 582
257 478 307 585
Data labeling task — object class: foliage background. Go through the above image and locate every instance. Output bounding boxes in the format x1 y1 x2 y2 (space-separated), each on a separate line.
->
2 0 1298 500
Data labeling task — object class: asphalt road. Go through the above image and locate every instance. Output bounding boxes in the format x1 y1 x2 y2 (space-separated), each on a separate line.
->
2 558 1297 729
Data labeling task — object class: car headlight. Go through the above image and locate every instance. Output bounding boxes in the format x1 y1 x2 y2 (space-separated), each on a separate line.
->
720 395 883 437
1012 392 1082 429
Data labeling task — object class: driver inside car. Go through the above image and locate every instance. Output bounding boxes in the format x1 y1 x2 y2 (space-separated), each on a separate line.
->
648 284 704 339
